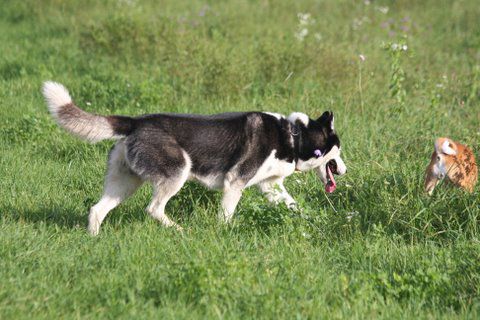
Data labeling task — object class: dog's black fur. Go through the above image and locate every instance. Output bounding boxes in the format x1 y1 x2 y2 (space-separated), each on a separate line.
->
106 112 338 182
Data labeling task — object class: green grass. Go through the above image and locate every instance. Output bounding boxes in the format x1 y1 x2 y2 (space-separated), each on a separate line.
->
1 0 480 318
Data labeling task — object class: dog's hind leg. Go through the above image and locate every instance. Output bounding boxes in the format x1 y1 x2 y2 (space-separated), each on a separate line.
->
88 143 143 236
145 151 191 230
146 177 187 230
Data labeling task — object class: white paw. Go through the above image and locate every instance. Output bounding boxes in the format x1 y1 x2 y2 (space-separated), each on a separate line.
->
287 202 302 212
173 224 184 232
217 209 233 223
88 221 100 236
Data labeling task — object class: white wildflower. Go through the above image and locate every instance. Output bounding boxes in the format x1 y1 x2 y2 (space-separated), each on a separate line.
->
377 6 389 14
346 211 359 221
298 13 312 25
352 18 361 30
297 13 308 21
295 28 309 41
359 54 366 62
295 13 315 41
402 44 408 51
352 16 370 30
86 102 92 106
301 232 311 239
118 0 136 6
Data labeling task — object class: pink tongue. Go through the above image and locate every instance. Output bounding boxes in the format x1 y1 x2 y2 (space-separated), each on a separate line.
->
325 165 337 193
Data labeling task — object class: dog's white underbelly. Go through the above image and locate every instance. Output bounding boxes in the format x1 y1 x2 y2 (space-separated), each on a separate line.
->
188 150 295 190
189 173 225 189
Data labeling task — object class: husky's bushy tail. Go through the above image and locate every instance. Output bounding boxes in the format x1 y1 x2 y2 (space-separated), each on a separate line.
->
42 81 133 142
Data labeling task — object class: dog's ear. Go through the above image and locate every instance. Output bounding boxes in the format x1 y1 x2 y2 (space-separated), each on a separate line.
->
317 111 334 131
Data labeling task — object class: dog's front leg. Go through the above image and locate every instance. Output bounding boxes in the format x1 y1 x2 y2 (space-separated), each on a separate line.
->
219 183 243 223
259 178 297 209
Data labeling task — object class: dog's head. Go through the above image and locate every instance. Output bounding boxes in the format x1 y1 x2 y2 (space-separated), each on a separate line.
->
289 111 346 193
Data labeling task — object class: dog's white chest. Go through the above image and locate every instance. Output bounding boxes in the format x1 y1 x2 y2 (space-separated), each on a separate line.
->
245 150 295 187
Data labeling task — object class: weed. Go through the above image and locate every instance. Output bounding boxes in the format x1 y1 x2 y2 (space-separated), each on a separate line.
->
383 40 409 110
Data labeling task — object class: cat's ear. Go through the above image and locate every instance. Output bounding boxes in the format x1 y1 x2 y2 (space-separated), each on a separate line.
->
435 138 457 156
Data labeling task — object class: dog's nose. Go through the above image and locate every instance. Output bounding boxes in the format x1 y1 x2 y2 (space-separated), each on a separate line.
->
337 166 347 175
335 158 347 175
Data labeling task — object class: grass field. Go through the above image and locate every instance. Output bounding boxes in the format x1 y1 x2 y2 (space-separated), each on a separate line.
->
1 0 480 318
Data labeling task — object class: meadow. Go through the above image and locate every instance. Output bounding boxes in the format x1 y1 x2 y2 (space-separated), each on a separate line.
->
1 0 480 318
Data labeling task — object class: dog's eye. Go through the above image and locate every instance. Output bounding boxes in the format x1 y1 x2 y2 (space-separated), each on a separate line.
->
436 156 441 161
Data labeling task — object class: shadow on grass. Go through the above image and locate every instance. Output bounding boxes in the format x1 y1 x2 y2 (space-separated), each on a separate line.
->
2 204 88 230
0 183 222 231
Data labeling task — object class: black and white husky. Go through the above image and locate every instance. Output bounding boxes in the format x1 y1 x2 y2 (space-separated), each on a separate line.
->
42 81 347 235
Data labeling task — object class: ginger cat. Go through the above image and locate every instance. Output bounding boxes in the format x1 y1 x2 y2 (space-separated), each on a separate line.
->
424 137 477 194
